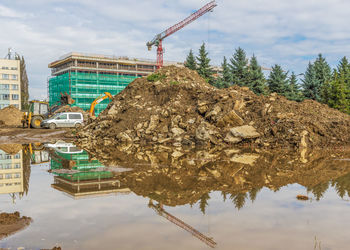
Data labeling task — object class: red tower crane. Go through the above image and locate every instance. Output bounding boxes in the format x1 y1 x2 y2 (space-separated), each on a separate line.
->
146 1 217 69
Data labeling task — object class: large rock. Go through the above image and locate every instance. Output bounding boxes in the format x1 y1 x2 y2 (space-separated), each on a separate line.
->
229 125 260 139
217 110 244 127
171 127 185 137
195 122 210 141
224 132 242 144
145 115 159 134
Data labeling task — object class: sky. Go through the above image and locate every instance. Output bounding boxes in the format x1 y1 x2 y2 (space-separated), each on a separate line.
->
1 0 350 100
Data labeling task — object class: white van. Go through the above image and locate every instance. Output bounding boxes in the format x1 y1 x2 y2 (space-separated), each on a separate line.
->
42 112 84 129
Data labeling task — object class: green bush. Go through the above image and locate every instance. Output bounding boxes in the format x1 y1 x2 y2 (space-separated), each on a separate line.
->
147 73 166 82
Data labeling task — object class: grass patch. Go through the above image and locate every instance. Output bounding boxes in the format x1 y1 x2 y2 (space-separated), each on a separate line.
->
170 81 179 85
147 73 166 82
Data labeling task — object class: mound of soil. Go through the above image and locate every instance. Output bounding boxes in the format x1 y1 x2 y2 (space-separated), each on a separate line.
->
0 144 22 155
77 66 350 152
0 106 23 127
0 211 32 240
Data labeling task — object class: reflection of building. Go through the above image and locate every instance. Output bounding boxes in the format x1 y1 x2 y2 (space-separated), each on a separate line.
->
0 149 23 195
0 49 21 109
49 145 130 199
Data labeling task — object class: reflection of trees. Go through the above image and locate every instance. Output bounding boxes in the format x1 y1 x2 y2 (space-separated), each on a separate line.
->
87 147 350 212
332 173 350 199
307 182 329 201
199 193 210 214
22 149 31 195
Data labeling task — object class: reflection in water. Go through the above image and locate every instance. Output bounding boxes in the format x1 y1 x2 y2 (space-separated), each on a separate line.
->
0 141 349 249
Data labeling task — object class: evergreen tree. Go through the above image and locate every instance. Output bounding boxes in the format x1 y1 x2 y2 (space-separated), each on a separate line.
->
215 56 232 88
302 62 320 100
184 49 197 70
17 55 29 110
267 64 289 95
285 72 303 101
229 47 249 86
247 55 267 95
196 43 213 84
313 54 332 93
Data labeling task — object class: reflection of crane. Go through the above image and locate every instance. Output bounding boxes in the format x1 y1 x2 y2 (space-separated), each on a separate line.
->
89 92 113 117
149 200 217 248
146 1 217 68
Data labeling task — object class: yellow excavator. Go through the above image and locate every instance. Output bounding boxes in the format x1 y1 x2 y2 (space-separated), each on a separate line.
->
22 93 75 128
89 92 113 117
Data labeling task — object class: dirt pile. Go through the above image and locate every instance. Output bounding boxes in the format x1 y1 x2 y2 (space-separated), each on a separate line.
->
0 211 32 240
0 106 23 127
0 144 22 155
77 66 350 151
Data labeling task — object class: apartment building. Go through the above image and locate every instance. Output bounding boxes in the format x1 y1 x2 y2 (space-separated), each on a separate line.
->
0 57 21 110
0 149 23 195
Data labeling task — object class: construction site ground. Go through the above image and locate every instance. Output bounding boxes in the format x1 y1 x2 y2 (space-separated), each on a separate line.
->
0 127 73 144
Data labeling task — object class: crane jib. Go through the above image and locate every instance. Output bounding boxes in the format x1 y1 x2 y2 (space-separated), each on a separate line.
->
146 0 217 47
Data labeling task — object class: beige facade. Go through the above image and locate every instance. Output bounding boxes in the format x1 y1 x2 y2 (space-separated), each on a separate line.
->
0 58 21 110
0 149 23 195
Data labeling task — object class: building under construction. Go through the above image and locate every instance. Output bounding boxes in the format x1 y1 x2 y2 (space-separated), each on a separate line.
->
48 53 183 115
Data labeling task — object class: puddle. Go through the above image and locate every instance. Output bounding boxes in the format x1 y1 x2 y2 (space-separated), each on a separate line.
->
0 142 349 249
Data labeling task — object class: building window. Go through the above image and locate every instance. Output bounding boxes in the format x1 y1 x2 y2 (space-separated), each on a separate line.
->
0 154 3 159
14 173 21 178
11 74 17 80
5 174 12 179
2 94 10 100
12 84 19 90
0 174 3 179
14 182 21 186
2 84 10 90
11 67 17 70
14 164 20 169
12 94 19 100
14 153 20 159
2 74 9 79
5 154 11 159
5 183 12 186
5 164 11 169
1 66 8 70
0 164 3 169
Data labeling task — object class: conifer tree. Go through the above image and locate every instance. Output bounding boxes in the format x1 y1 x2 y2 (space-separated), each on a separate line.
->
196 43 213 84
184 49 196 70
229 47 249 86
285 72 303 101
199 192 210 214
215 56 232 88
313 54 331 92
267 64 289 94
247 55 267 95
302 62 320 100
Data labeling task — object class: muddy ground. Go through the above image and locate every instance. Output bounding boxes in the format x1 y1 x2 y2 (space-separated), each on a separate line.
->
0 212 32 240
0 128 73 144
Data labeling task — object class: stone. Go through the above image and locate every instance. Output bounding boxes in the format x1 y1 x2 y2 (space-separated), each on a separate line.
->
195 122 210 141
224 132 242 144
205 105 222 121
171 127 185 137
230 154 260 166
300 130 308 148
229 125 260 139
198 105 208 114
234 100 245 111
116 132 132 143
145 115 159 134
217 110 244 127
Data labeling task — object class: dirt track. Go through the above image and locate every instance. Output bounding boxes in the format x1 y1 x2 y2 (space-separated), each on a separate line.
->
0 128 73 144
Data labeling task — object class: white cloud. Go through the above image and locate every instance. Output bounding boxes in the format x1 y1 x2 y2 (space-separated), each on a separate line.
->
1 0 350 99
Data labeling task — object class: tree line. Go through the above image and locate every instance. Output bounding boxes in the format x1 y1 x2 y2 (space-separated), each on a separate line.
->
184 43 350 114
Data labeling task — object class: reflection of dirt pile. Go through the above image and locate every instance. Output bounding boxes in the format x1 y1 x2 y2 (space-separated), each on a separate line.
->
0 144 22 155
89 147 350 208
0 212 32 240
77 66 350 151
0 106 23 127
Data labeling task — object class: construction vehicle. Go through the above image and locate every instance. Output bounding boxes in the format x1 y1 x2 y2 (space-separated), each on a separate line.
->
149 200 217 248
22 92 75 128
89 92 113 117
146 1 217 68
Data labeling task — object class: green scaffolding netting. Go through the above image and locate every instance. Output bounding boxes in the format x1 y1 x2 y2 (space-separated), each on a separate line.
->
49 72 138 115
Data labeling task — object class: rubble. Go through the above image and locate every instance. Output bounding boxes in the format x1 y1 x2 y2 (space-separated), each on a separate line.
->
0 105 23 127
77 66 350 153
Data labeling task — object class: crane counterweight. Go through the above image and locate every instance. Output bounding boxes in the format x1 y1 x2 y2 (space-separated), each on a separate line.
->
146 1 217 68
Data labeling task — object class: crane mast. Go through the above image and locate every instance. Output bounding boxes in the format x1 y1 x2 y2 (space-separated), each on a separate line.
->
146 1 217 69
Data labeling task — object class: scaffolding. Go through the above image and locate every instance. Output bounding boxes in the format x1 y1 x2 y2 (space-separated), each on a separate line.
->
48 71 138 115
